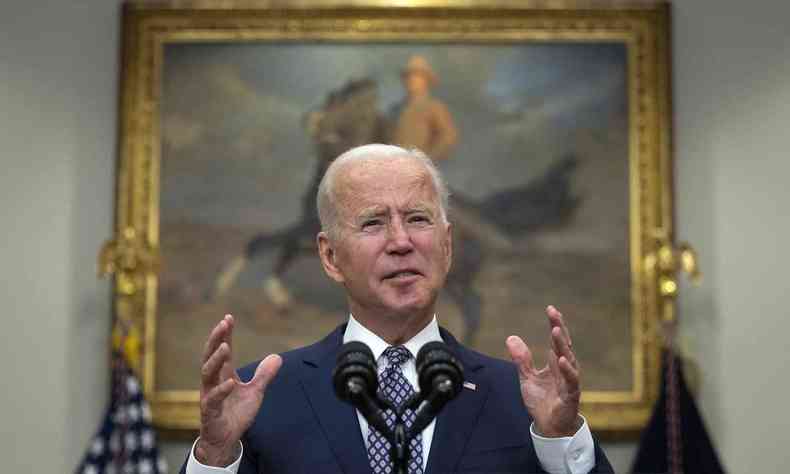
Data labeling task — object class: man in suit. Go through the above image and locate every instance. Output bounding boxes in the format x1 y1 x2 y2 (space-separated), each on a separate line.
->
183 144 613 473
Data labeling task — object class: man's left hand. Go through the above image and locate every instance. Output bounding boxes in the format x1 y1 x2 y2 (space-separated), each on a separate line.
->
506 305 582 438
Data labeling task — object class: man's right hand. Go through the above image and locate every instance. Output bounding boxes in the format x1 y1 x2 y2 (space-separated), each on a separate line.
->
196 314 282 467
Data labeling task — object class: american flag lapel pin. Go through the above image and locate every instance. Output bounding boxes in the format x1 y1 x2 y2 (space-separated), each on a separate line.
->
462 381 477 391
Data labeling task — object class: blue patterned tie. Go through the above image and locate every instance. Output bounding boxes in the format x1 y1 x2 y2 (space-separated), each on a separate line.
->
367 346 424 474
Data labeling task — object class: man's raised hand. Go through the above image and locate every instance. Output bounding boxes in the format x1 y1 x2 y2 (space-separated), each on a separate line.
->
196 314 281 466
505 305 582 438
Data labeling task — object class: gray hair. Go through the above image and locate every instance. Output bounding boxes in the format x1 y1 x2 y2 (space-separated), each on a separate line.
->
316 144 450 239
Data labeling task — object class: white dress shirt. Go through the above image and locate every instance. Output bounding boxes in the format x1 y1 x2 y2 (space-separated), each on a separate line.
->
187 315 595 474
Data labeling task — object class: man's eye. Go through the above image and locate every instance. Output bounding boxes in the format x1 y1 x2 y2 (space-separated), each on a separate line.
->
409 215 431 224
362 219 382 229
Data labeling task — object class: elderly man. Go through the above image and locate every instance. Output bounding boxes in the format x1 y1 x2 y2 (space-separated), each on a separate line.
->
183 144 612 474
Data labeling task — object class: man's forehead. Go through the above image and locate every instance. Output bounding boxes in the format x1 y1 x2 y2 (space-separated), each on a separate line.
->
338 157 433 191
345 155 425 177
333 157 439 212
357 199 435 216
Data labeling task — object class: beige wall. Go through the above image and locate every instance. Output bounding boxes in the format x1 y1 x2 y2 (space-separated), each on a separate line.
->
673 1 790 472
0 1 118 472
1 1 788 472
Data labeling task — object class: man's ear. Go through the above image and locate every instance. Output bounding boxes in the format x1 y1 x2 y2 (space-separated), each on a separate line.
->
317 231 345 284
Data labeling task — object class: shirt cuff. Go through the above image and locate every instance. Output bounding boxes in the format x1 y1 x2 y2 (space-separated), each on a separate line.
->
185 438 243 474
530 415 595 474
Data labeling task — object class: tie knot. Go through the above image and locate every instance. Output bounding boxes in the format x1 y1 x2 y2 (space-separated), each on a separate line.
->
383 345 411 367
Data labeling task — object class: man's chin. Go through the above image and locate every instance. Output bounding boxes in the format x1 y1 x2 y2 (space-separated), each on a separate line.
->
380 294 436 319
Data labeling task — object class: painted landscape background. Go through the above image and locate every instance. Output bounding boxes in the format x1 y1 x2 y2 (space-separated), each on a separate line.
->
156 42 631 393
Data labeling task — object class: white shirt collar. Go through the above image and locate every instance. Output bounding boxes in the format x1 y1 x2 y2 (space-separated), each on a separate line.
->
343 314 442 361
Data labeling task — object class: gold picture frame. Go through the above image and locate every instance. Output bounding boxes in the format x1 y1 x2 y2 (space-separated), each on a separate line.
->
109 0 673 436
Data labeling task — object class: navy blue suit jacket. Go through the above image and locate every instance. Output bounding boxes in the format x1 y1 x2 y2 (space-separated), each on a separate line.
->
184 325 613 473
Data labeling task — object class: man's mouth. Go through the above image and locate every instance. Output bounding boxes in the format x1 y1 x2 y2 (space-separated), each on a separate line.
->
383 269 422 280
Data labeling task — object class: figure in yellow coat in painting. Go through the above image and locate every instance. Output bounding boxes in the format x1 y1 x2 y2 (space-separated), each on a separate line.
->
391 55 458 162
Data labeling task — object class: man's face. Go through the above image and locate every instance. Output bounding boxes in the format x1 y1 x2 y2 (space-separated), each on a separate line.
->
318 156 452 323
403 71 430 96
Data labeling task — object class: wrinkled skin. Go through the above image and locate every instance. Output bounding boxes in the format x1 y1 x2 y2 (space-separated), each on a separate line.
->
317 155 452 345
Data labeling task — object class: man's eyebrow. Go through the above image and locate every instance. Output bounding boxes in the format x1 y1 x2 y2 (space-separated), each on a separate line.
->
357 206 386 220
405 204 435 215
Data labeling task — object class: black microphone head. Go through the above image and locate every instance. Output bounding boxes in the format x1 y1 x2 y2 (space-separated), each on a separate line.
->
332 341 378 403
337 340 375 362
416 341 464 400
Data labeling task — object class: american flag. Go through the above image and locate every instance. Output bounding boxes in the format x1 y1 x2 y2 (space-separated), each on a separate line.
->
75 351 168 474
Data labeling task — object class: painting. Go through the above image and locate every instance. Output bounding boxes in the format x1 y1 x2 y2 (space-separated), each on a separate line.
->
112 1 672 435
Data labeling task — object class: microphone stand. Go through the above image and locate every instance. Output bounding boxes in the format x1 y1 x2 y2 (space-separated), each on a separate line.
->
335 341 462 474
343 378 411 474
390 379 453 474
391 419 409 474
389 394 422 474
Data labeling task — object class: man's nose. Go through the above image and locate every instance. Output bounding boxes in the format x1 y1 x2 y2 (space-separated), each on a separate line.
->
385 220 414 254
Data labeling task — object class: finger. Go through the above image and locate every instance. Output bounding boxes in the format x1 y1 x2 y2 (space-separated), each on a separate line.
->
547 348 561 381
201 377 235 418
557 356 580 396
202 315 233 364
223 316 238 379
201 342 231 388
250 354 282 394
552 326 577 369
547 305 572 349
506 335 535 378
220 360 241 383
224 313 235 350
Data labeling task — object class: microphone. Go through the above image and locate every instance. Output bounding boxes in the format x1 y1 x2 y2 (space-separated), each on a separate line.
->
332 341 390 437
410 341 464 436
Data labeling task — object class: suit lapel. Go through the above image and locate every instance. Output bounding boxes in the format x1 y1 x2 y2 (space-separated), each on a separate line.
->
296 325 492 474
425 329 491 474
299 325 371 474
